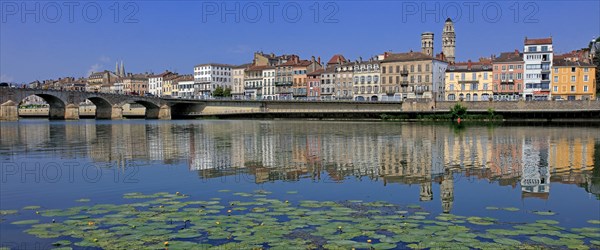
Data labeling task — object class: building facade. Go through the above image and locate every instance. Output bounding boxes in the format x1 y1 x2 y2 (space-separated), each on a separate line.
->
523 37 553 100
492 51 524 101
307 69 324 100
148 71 175 97
380 51 448 101
175 75 195 99
352 58 381 101
445 60 493 101
122 74 149 95
232 64 250 100
334 63 355 100
262 68 276 100
551 59 596 100
194 63 232 99
320 67 337 100
244 65 266 100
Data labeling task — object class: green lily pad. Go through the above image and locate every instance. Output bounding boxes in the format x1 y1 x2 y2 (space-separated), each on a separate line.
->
485 206 499 210
11 219 39 225
52 240 72 246
75 198 90 203
502 207 519 212
587 220 600 225
23 206 41 210
0 210 18 215
533 211 556 216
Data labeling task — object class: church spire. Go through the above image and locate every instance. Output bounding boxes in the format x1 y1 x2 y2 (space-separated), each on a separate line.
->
120 60 125 77
115 61 120 76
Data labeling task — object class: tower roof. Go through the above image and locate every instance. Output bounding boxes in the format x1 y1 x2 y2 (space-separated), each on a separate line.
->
445 18 452 22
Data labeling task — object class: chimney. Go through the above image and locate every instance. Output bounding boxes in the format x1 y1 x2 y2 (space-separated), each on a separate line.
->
467 60 472 70
311 56 315 63
514 49 519 55
271 53 275 57
318 56 321 65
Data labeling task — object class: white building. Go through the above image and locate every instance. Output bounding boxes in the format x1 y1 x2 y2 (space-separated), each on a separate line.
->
432 60 449 102
194 63 233 99
523 37 553 100
177 77 195 99
111 82 124 94
262 67 276 100
149 71 175 97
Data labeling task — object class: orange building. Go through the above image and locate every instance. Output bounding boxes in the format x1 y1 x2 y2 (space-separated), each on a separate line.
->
551 59 596 100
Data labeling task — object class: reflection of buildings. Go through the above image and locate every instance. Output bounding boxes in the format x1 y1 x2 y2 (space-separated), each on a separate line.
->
440 169 455 213
1 122 598 206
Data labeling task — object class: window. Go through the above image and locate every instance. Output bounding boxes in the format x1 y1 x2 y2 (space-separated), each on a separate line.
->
584 75 589 82
461 73 465 80
382 77 386 84
517 65 522 69
418 65 422 72
571 67 576 73
484 72 488 80
494 74 498 80
461 84 465 91
571 76 576 82
425 76 429 82
449 84 454 91
418 76 422 82
553 86 558 92
509 65 514 70
483 83 488 90
450 73 454 80
517 73 522 80
502 65 506 71
528 46 537 52
382 67 386 74
471 83 477 90
396 76 400 84
584 86 589 92
554 76 558 82
426 64 430 71
541 46 548 51
410 65 414 72
388 66 392 73
584 68 589 72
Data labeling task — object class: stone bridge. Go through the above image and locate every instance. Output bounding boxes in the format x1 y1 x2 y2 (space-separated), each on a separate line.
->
2 87 599 121
0 88 174 120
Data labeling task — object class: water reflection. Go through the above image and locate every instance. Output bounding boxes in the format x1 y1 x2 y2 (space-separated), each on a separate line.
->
1 121 598 214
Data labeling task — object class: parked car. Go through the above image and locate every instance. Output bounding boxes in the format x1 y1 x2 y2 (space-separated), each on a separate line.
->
0 82 9 87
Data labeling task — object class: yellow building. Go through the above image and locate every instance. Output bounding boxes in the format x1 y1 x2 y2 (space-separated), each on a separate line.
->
551 59 596 100
445 60 493 101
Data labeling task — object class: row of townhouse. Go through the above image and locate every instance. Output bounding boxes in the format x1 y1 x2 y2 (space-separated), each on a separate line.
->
444 37 596 101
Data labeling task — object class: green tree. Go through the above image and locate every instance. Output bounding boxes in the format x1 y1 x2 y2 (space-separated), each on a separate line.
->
223 87 232 97
450 103 467 120
213 86 224 97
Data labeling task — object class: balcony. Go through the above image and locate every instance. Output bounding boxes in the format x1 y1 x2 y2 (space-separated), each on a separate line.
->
400 80 409 87
400 70 409 76
500 79 514 85
275 81 293 86
415 89 426 94
245 85 262 89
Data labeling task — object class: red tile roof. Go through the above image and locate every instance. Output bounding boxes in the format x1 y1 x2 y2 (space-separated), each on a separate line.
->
382 52 436 63
524 37 552 45
327 54 347 65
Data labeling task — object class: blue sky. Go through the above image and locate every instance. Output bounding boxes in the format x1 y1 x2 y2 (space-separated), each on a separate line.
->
1 1 599 83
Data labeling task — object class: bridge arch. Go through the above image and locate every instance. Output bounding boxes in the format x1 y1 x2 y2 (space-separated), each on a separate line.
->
118 100 165 119
17 94 72 120
85 96 118 119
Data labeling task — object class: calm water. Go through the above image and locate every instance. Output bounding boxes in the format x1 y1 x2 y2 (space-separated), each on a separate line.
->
0 120 599 249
